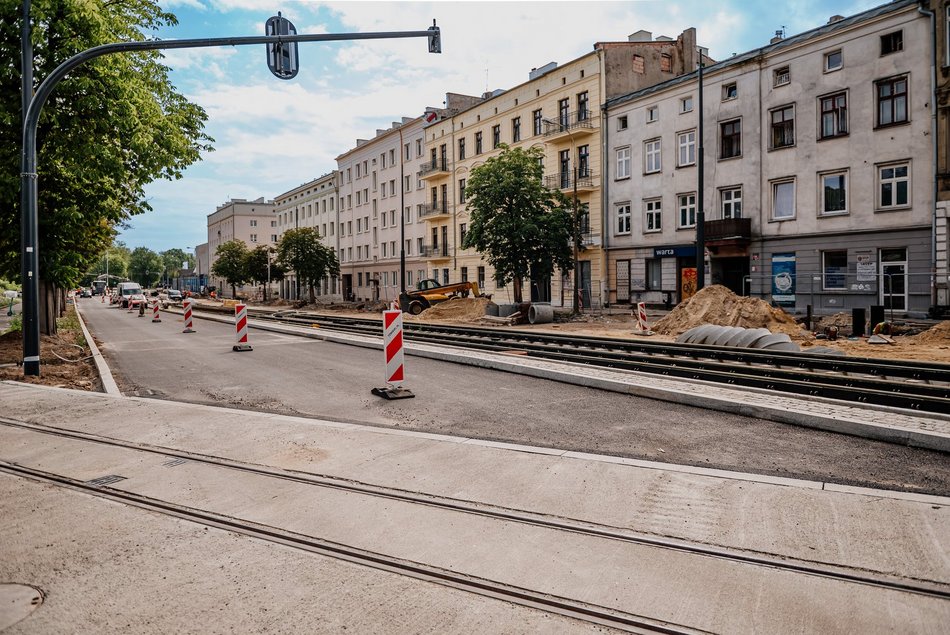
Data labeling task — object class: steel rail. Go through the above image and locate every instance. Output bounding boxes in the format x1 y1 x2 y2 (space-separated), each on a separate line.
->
235 310 950 414
4 417 948 603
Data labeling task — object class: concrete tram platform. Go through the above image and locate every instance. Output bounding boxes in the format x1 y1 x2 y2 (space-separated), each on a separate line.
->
183 307 950 453
0 381 948 633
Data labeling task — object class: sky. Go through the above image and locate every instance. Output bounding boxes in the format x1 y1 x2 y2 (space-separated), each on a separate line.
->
119 0 886 253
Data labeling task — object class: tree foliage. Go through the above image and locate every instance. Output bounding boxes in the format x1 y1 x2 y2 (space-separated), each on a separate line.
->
0 1 212 331
276 228 339 303
462 145 575 303
245 245 285 301
160 248 189 283
128 246 162 287
211 240 249 297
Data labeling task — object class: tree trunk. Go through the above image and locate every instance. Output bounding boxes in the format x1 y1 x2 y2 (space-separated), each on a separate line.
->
38 279 58 336
308 284 315 304
231 283 236 298
513 277 523 304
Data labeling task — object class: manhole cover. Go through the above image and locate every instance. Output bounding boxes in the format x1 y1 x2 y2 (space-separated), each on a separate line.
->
0 584 43 629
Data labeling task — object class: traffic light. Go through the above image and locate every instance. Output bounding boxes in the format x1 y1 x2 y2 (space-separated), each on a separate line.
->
265 13 299 80
427 20 441 54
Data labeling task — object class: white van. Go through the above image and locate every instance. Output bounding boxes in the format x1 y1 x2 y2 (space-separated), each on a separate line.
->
116 282 143 308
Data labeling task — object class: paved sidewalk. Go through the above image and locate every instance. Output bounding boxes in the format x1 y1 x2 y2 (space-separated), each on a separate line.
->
1 382 948 633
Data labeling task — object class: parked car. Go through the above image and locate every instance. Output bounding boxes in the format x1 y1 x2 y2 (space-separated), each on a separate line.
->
116 282 144 308
80 288 92 298
160 289 182 303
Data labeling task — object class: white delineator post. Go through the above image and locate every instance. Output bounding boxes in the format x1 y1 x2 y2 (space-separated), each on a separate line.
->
233 303 252 351
151 299 161 323
383 309 404 384
182 298 195 333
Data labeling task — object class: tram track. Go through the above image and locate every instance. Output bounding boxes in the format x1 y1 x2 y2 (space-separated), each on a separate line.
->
231 308 950 415
3 415 948 612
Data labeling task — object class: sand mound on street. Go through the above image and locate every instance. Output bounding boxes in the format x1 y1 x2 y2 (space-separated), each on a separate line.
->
651 285 804 338
403 297 494 323
914 321 950 344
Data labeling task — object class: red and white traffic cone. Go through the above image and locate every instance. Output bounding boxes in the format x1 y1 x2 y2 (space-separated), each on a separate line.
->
151 299 161 323
182 299 195 333
633 301 654 335
100 293 104 303
127 300 135 313
371 309 413 399
232 303 252 351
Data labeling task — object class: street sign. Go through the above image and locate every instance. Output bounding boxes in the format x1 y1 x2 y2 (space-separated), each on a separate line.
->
265 13 299 80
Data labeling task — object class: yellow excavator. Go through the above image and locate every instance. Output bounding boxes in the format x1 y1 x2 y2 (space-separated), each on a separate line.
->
399 279 485 315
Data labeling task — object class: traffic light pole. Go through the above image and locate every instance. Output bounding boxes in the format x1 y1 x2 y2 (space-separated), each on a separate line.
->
20 24 440 376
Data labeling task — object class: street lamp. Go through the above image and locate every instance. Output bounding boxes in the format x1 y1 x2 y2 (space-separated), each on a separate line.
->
544 117 580 314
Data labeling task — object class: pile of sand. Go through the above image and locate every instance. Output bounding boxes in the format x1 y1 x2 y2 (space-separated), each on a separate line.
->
913 321 950 344
652 285 805 338
404 297 494 323
813 311 853 331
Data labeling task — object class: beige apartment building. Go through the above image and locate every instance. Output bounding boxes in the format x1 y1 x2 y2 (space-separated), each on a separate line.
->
274 172 340 300
605 0 936 316
420 30 700 308
335 116 431 303
206 197 275 298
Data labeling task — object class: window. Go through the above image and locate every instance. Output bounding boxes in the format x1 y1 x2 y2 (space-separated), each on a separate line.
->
459 178 466 203
512 117 521 142
250 234 257 242
405 143 411 160
558 98 570 127
660 54 672 73
459 223 467 245
249 219 258 227
271 234 277 242
720 119 741 159
677 130 695 166
770 105 794 148
645 199 662 232
617 116 628 131
820 92 848 138
647 105 658 123
616 147 631 179
533 109 543 135
492 124 501 148
824 49 842 72
646 259 662 290
475 131 483 154
822 251 848 290
381 183 387 198
773 66 790 87
577 91 589 121
881 31 903 55
678 193 696 228
381 153 386 169
458 137 466 160
405 175 411 191
722 83 737 100
616 203 631 234
578 145 590 177
878 163 910 209
271 220 277 227
772 180 795 220
680 96 693 113
876 77 908 126
416 139 422 156
820 171 848 215
644 139 661 173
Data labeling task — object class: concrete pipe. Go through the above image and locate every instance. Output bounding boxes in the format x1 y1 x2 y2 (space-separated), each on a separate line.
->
497 303 519 317
528 303 554 324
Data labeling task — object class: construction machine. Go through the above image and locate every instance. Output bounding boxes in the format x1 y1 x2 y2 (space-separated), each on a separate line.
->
399 279 484 315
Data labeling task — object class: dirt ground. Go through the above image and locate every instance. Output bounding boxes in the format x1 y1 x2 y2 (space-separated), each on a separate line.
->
4 290 949 396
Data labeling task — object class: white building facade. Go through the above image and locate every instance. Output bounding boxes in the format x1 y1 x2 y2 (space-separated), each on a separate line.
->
206 197 276 298
605 0 935 316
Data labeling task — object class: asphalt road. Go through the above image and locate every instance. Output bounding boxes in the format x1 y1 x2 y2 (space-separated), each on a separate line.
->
80 298 950 495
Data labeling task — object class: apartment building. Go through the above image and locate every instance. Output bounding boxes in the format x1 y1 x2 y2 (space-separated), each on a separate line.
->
206 197 276 297
930 0 949 311
605 0 935 316
419 30 700 308
335 116 429 303
274 172 340 300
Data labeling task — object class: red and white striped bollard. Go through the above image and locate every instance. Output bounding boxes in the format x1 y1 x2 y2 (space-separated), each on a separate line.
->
182 298 195 333
371 309 414 399
233 303 252 351
634 301 654 335
152 299 161 323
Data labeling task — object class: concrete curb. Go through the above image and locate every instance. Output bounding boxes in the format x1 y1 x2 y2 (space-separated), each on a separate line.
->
74 303 121 396
179 308 950 454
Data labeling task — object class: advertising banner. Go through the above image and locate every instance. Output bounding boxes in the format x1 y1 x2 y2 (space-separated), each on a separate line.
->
771 253 796 306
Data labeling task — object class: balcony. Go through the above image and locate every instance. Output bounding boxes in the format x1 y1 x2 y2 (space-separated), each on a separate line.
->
704 217 752 246
421 243 452 260
418 200 450 219
543 111 595 140
417 158 450 180
543 171 597 193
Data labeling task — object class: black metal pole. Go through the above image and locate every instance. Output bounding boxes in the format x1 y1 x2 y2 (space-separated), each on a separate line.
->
572 164 579 314
695 57 705 292
20 0 38 375
20 27 437 375
399 126 406 296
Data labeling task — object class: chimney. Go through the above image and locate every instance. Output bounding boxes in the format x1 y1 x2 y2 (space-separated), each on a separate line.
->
827 15 844 24
770 30 783 44
628 30 652 42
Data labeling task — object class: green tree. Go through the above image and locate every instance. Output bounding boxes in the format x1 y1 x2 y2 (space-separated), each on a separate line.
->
276 228 339 303
245 246 285 302
462 145 575 303
211 240 249 298
160 248 189 286
84 241 131 285
0 1 212 333
128 247 162 287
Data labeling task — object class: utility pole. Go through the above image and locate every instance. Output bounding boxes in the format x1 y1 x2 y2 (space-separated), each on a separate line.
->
695 53 705 292
20 0 37 374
